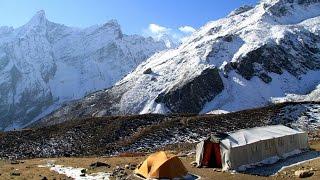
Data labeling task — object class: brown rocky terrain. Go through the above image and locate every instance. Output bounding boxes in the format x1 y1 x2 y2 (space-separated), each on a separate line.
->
0 102 319 160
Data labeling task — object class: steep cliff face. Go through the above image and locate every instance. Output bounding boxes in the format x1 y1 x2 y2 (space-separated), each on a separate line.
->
36 0 320 126
0 11 166 130
154 68 224 113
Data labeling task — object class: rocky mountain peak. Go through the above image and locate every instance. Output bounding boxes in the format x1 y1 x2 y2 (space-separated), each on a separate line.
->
258 0 320 24
26 10 48 27
100 19 123 38
260 0 320 14
261 0 319 5
228 5 254 17
0 26 14 35
104 19 120 27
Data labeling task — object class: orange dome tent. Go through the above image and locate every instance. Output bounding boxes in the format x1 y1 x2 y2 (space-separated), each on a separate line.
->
135 151 188 179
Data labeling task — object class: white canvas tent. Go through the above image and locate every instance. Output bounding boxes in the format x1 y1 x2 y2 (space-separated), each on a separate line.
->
196 125 309 171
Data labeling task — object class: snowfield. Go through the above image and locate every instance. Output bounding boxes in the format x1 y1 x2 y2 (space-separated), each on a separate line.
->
272 84 320 103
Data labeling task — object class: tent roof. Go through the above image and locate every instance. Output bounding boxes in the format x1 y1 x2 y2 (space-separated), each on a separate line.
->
210 132 229 143
220 125 305 148
135 151 188 179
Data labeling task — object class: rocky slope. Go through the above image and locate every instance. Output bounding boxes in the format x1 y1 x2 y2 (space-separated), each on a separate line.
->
0 11 166 130
40 0 320 125
1 102 319 159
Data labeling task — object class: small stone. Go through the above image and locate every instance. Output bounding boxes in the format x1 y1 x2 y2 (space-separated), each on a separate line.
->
190 161 197 167
80 173 86 177
11 172 20 176
125 164 130 169
90 162 110 168
41 177 48 180
10 161 19 165
294 170 314 178
90 161 111 168
129 163 137 170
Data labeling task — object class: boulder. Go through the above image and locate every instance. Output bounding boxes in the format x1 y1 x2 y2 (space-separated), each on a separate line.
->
80 169 87 174
143 68 153 74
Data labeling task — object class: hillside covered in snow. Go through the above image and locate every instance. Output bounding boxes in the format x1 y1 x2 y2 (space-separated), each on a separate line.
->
272 84 320 103
38 0 320 126
0 11 167 130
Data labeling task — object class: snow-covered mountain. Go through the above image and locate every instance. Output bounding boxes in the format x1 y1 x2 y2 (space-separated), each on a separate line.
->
272 84 320 103
37 0 320 126
0 11 167 130
152 33 181 49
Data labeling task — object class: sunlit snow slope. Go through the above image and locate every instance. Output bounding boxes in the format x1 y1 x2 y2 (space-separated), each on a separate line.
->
39 0 320 126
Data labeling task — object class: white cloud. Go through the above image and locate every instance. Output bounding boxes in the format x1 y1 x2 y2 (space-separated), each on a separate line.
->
144 23 197 48
149 24 170 34
179 26 196 33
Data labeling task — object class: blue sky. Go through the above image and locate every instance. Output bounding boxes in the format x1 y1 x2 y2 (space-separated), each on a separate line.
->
0 0 258 35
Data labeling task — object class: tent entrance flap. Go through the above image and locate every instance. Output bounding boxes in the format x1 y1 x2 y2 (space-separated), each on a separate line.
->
202 142 222 168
